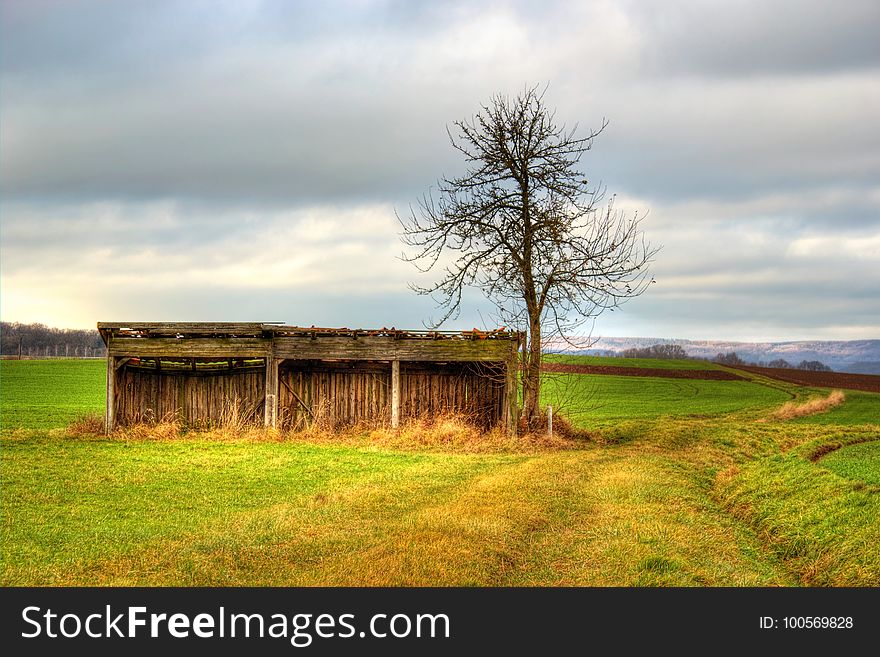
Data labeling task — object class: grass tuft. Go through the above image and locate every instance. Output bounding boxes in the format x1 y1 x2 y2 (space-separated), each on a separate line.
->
65 413 104 436
114 417 183 441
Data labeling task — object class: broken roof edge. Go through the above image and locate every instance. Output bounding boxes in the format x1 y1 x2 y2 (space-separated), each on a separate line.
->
97 322 522 345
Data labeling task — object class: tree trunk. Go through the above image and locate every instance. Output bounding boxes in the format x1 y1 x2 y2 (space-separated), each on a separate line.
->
522 312 542 427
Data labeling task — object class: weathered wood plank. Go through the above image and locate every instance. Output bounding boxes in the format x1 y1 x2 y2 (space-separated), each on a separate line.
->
105 354 116 433
391 360 400 429
264 358 279 428
99 322 272 332
273 336 510 361
108 337 271 357
115 368 265 427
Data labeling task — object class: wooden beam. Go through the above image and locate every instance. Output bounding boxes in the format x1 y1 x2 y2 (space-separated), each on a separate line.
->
391 360 400 429
106 330 518 362
264 357 279 429
105 354 116 434
108 336 271 358
280 375 314 419
98 322 273 333
274 336 511 362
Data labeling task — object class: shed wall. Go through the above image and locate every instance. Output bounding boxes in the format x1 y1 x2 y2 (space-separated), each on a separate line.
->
279 361 391 430
399 362 505 429
115 367 265 427
278 360 505 430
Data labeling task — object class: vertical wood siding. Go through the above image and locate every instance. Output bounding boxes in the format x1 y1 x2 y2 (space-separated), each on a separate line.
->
115 359 508 430
115 367 265 427
279 361 392 430
278 360 505 430
400 362 505 429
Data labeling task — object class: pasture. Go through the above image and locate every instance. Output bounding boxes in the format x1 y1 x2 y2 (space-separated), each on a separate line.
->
0 359 104 428
1 358 878 586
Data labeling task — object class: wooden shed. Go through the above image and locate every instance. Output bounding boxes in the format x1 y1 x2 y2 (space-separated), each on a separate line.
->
98 323 521 434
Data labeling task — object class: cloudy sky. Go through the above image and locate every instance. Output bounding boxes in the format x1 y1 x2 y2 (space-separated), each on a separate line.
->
2 0 878 341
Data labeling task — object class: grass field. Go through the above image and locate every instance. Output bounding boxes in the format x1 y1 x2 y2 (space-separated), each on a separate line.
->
0 359 105 428
820 442 880 485
541 372 790 424
2 358 878 586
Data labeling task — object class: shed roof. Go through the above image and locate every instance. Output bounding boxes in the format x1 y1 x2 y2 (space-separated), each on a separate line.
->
97 322 520 346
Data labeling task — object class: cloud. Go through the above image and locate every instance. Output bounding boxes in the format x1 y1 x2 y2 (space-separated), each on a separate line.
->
1 0 878 339
1 200 411 289
628 0 880 77
0 198 461 328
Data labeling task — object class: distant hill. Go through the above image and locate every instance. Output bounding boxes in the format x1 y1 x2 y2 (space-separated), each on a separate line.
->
554 337 880 375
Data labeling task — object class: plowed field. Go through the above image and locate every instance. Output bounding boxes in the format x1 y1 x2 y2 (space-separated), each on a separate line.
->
731 365 880 393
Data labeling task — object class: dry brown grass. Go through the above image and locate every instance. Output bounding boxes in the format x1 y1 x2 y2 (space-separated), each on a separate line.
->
100 408 588 453
767 390 845 421
65 412 104 436
287 413 589 454
108 397 274 441
111 420 285 443
115 419 183 441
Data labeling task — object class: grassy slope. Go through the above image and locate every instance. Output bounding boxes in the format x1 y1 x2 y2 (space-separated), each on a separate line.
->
817 442 880 486
791 390 880 426
715 439 880 586
1 359 879 586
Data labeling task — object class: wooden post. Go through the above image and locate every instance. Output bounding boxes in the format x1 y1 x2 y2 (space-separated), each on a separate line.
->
105 354 116 433
391 360 400 429
505 339 519 436
264 357 279 429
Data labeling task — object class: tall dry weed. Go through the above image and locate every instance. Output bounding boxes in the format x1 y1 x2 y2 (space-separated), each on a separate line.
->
65 413 104 436
769 390 845 421
286 412 588 453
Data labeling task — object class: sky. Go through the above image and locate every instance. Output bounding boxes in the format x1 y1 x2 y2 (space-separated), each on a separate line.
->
1 0 878 342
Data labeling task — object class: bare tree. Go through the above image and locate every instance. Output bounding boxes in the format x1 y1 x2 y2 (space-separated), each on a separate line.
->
399 87 657 427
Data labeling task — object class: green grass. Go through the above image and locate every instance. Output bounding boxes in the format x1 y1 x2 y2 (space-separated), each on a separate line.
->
1 434 523 585
0 359 104 429
791 390 880 426
715 447 880 586
2 358 879 586
819 441 880 485
544 353 721 370
541 372 790 425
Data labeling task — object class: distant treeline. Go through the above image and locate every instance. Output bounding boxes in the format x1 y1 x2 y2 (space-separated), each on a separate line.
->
710 351 832 371
0 322 105 358
621 344 689 360
617 343 832 371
